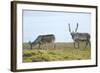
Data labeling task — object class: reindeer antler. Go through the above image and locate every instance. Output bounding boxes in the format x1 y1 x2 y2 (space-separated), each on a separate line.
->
75 23 78 32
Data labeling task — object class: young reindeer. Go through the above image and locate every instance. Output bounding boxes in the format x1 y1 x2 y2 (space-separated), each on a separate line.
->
68 23 91 49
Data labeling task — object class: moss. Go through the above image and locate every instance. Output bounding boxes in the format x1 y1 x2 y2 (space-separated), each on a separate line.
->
23 57 32 62
23 50 32 57
23 43 91 62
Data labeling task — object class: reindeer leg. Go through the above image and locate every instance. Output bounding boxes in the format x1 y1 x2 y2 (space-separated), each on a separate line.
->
85 41 88 49
88 40 91 48
31 44 32 50
86 40 91 49
46 43 48 50
74 41 79 49
52 41 56 49
78 41 79 49
39 43 41 49
54 43 56 49
74 42 76 49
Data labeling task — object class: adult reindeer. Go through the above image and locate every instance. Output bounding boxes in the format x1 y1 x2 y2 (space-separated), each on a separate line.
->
29 34 55 49
68 23 91 48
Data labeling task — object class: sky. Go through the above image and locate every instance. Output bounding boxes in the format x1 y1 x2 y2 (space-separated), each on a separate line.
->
23 10 91 42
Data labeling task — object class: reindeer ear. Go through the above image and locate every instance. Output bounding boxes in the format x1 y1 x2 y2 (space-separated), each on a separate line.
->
75 23 78 32
68 23 71 32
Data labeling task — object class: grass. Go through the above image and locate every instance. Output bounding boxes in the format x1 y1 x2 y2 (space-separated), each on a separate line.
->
23 42 91 62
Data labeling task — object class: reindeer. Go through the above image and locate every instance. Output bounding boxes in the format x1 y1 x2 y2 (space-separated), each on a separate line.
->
68 23 91 48
29 34 55 49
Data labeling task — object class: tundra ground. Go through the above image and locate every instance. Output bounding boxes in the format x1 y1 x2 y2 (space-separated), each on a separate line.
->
23 42 91 62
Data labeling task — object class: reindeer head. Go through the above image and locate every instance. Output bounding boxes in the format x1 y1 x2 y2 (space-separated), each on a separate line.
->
68 23 79 39
28 41 32 45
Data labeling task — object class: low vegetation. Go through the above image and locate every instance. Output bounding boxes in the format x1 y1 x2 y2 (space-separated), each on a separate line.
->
23 42 91 62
